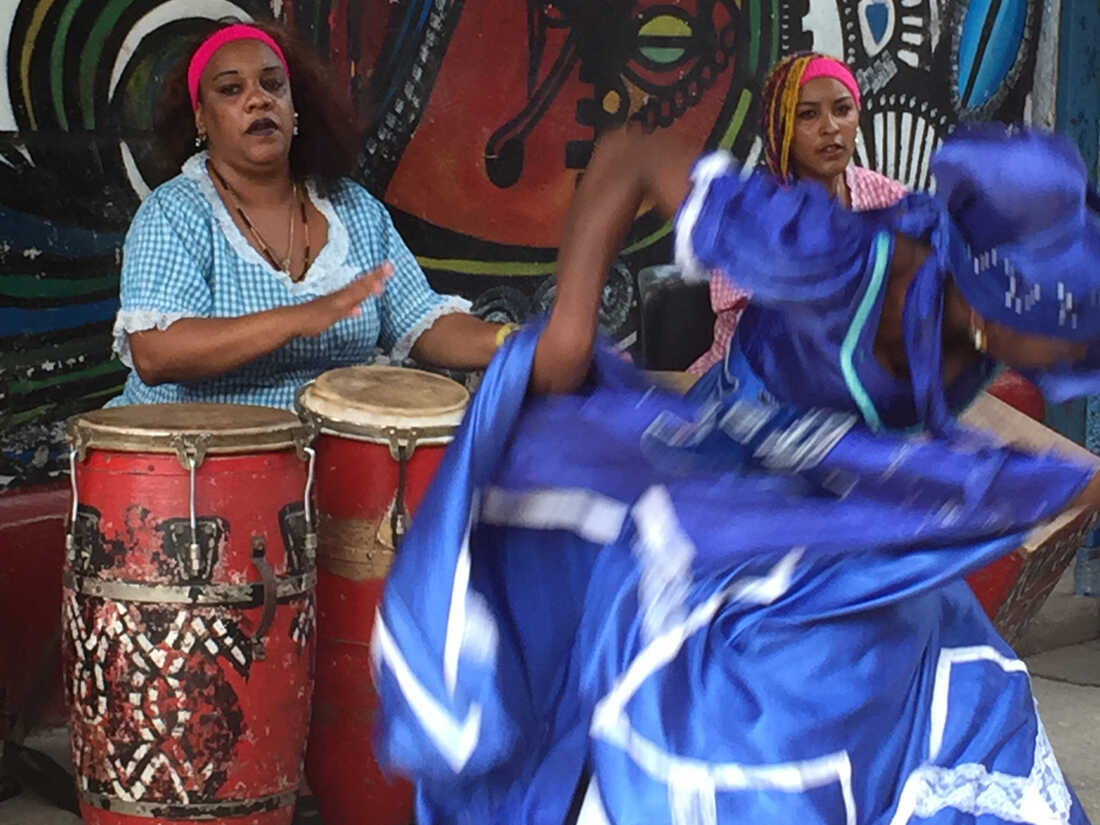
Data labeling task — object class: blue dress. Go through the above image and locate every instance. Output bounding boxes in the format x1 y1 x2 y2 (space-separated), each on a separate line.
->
370 144 1097 825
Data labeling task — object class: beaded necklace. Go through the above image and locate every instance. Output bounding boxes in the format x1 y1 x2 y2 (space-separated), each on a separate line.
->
209 162 312 279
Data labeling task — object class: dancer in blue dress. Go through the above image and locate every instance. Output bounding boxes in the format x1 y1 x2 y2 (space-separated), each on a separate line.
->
370 125 1100 825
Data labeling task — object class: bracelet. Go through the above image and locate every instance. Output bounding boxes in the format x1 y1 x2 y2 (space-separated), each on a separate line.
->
494 322 519 348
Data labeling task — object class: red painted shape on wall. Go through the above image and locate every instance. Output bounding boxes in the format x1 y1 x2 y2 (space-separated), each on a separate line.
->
384 1 738 247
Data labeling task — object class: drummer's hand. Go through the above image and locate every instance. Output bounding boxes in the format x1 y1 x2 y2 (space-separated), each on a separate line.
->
530 312 595 394
294 263 393 337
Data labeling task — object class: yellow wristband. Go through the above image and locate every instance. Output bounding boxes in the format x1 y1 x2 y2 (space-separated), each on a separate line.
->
494 322 519 348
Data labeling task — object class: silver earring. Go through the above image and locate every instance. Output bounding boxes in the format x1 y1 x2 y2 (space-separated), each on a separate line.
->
293 112 299 136
194 132 206 149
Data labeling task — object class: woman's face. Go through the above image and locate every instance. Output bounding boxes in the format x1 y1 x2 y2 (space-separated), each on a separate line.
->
789 76 859 182
195 39 294 171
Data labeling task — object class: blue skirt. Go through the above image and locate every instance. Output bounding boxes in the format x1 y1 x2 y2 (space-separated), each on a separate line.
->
371 326 1093 825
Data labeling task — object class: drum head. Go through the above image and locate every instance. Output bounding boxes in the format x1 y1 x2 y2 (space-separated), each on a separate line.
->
299 366 469 439
68 404 304 455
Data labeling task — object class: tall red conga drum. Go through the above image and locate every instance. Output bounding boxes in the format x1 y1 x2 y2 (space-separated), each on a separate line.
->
297 366 468 825
62 405 317 825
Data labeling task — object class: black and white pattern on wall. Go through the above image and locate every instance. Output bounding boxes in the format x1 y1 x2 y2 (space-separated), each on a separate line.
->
796 0 1041 188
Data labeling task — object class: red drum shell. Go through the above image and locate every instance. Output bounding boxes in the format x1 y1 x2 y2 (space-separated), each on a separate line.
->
299 366 467 825
63 406 315 825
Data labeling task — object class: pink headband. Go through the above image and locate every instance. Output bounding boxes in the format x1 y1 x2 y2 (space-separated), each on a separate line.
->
188 24 290 111
800 57 861 109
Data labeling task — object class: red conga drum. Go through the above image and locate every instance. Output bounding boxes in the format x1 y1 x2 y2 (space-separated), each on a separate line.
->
960 392 1099 644
297 366 468 825
62 405 317 825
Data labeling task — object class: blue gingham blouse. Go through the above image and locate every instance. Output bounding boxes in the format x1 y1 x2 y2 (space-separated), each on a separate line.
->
108 152 468 409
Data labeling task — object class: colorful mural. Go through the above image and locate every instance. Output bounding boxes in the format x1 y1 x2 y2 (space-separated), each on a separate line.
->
0 0 1046 488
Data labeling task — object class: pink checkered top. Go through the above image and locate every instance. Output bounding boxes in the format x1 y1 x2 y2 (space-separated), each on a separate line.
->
687 165 908 374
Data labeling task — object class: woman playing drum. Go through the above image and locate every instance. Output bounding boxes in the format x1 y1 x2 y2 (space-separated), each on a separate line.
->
107 20 511 410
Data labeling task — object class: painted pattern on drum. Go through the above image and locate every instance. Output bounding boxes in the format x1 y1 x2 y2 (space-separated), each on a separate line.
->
63 587 316 807
70 502 229 586
63 593 250 804
278 501 312 577
994 514 1098 645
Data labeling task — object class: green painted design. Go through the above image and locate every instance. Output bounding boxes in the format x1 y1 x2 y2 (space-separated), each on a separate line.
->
120 53 157 128
621 222 673 256
0 335 110 369
718 89 753 149
839 231 890 431
416 257 557 276
641 47 687 63
80 0 137 130
4 382 124 430
51 0 84 131
0 274 119 298
4 404 53 429
638 14 692 63
8 359 126 395
20 0 60 131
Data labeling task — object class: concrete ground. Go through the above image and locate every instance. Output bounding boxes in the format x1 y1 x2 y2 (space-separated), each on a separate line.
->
1029 639 1100 816
3 574 1097 824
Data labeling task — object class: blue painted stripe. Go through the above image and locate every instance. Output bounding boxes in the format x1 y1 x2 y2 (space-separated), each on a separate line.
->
0 298 119 335
381 0 433 110
971 0 1027 108
839 231 890 431
0 205 124 257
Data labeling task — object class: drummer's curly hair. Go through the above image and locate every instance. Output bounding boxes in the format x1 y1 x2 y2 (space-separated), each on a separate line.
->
153 18 360 193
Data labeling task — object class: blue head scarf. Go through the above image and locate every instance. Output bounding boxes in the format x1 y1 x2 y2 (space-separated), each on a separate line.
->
933 126 1100 341
901 126 1100 432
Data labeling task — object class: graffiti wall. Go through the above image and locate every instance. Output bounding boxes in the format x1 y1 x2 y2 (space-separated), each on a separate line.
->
0 0 1047 488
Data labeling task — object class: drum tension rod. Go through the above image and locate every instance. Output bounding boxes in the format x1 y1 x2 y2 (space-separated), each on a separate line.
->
387 429 417 552
250 535 277 660
169 433 213 579
65 448 79 565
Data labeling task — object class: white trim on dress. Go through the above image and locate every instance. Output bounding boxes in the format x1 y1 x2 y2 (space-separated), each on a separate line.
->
674 151 736 281
111 309 197 368
181 152 360 297
389 294 473 364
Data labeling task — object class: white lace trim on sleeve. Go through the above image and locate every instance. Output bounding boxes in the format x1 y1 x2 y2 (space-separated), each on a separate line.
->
674 151 736 281
389 295 473 364
112 309 196 369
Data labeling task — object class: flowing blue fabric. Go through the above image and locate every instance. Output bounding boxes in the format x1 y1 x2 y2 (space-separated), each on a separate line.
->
372 130 1099 824
372 325 1093 825
679 128 1100 431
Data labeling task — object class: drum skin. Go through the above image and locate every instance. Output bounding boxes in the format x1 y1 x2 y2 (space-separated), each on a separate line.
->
305 434 448 825
63 438 315 825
